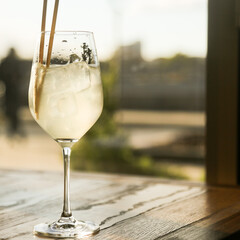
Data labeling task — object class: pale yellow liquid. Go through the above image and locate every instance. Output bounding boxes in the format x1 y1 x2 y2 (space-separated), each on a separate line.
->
29 62 103 140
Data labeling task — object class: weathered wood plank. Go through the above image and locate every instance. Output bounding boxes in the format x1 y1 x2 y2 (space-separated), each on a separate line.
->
1 170 240 240
0 170 202 239
159 201 240 240
85 188 240 240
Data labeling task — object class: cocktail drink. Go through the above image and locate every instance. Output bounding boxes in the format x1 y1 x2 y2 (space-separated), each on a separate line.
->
28 31 103 238
29 56 103 142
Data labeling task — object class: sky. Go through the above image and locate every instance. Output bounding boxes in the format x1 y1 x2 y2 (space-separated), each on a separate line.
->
0 0 207 61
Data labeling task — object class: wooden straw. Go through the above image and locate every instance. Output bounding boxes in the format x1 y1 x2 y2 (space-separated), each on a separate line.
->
35 0 59 119
35 0 48 118
39 0 48 63
46 0 59 67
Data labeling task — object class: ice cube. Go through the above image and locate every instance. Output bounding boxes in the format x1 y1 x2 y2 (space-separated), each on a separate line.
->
44 62 91 96
69 53 81 63
46 66 68 92
49 92 77 118
54 67 68 90
69 62 91 92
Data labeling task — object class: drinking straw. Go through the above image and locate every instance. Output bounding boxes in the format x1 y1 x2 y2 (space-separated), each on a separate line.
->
39 0 47 63
35 0 59 118
46 0 59 67
35 0 48 118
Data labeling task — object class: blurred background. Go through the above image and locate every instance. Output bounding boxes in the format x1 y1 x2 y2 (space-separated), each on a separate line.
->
0 0 207 181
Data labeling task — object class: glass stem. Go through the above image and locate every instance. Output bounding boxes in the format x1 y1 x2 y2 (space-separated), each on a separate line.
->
61 147 72 218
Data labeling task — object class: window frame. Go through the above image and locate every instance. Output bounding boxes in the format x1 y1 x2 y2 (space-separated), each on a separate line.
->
206 0 239 185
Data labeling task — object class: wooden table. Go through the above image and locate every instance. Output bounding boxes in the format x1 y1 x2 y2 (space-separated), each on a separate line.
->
1 169 240 240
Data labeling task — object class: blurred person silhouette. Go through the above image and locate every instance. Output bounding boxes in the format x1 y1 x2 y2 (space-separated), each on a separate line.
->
0 48 23 136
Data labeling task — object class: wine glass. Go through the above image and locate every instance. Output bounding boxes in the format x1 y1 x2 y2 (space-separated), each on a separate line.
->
28 31 103 238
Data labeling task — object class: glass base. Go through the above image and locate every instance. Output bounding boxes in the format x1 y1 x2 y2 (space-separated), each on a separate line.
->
34 216 100 238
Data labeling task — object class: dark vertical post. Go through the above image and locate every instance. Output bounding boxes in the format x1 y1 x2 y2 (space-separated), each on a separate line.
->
206 0 239 185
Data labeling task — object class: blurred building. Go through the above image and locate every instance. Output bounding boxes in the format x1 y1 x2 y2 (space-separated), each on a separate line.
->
117 42 205 111
120 41 142 61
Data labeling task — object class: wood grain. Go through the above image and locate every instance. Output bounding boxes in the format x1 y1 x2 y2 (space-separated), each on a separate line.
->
1 170 240 239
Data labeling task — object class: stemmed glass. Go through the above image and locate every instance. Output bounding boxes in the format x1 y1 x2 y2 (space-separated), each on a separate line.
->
28 31 103 238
